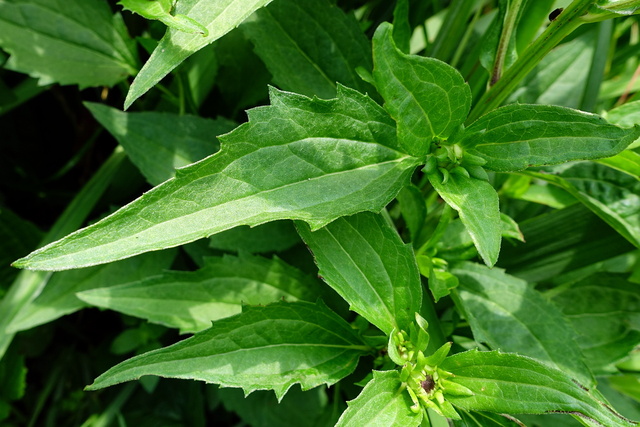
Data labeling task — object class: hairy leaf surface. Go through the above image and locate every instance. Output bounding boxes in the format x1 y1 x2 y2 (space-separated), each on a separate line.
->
373 22 471 157
461 104 640 171
0 0 137 87
125 0 274 108
297 212 422 335
15 86 419 271
335 370 422 427
78 253 323 334
86 301 370 398
451 262 594 387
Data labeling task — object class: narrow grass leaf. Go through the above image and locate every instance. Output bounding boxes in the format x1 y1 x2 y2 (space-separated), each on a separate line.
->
461 104 640 171
373 22 471 156
335 370 422 427
125 0 275 109
296 212 422 335
241 0 373 99
0 0 137 88
86 300 370 399
429 174 501 267
451 262 595 387
78 253 323 334
442 350 638 427
14 86 419 271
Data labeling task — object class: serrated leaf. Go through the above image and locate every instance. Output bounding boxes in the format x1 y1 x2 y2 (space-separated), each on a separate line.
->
8 250 176 333
241 0 373 99
335 370 422 427
550 273 640 374
296 211 422 335
85 102 236 186
429 173 501 267
125 0 275 109
442 350 639 427
0 0 137 88
14 86 419 271
86 300 370 399
77 253 323 334
373 22 471 157
460 104 640 171
451 262 595 387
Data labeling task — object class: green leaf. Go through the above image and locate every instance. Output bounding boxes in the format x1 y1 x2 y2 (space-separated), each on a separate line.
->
7 250 175 333
550 273 640 374
209 221 300 254
14 85 419 271
0 207 41 287
86 300 370 399
597 150 640 179
442 350 639 427
606 100 640 129
241 0 373 99
451 262 595 387
460 104 640 171
77 253 323 334
335 370 422 427
125 0 275 109
0 0 137 88
296 211 422 336
118 0 208 35
428 173 501 267
455 410 524 426
85 102 236 186
372 22 471 157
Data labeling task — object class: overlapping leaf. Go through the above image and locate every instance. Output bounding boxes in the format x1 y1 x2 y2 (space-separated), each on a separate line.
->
86 301 370 399
460 104 640 171
14 85 420 271
297 212 422 335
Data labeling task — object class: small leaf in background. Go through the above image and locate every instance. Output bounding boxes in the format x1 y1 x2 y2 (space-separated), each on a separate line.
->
395 185 427 243
550 273 640 374
78 253 323 334
14 85 419 271
87 300 370 399
429 173 501 267
0 0 138 88
125 0 275 109
373 22 471 157
442 350 637 427
118 0 208 35
451 262 595 387
0 208 42 288
335 370 422 427
86 102 236 185
460 104 640 171
241 0 373 99
297 211 422 336
8 250 176 333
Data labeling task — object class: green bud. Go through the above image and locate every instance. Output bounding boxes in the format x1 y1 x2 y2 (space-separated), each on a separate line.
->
450 166 470 179
438 167 450 185
466 165 489 181
422 155 438 175
462 150 487 166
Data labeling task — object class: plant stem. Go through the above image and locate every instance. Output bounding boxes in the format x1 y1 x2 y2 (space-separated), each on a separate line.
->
490 0 524 86
467 0 595 123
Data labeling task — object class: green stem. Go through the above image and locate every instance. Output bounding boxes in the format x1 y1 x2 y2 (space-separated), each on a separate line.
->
0 146 127 360
467 0 595 123
490 0 525 86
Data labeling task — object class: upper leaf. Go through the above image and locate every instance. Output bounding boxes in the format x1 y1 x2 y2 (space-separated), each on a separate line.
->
86 300 370 399
124 0 275 109
460 104 640 171
296 212 422 336
372 22 471 157
442 350 638 427
335 370 422 427
14 85 419 271
428 174 501 267
0 0 137 88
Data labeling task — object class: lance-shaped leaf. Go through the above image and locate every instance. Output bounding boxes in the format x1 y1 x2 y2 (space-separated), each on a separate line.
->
77 253 323 334
451 262 595 387
460 104 640 172
373 22 471 157
14 85 420 271
0 0 138 88
429 174 501 267
86 300 370 399
336 370 422 427
442 350 639 427
296 212 422 336
124 0 275 109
